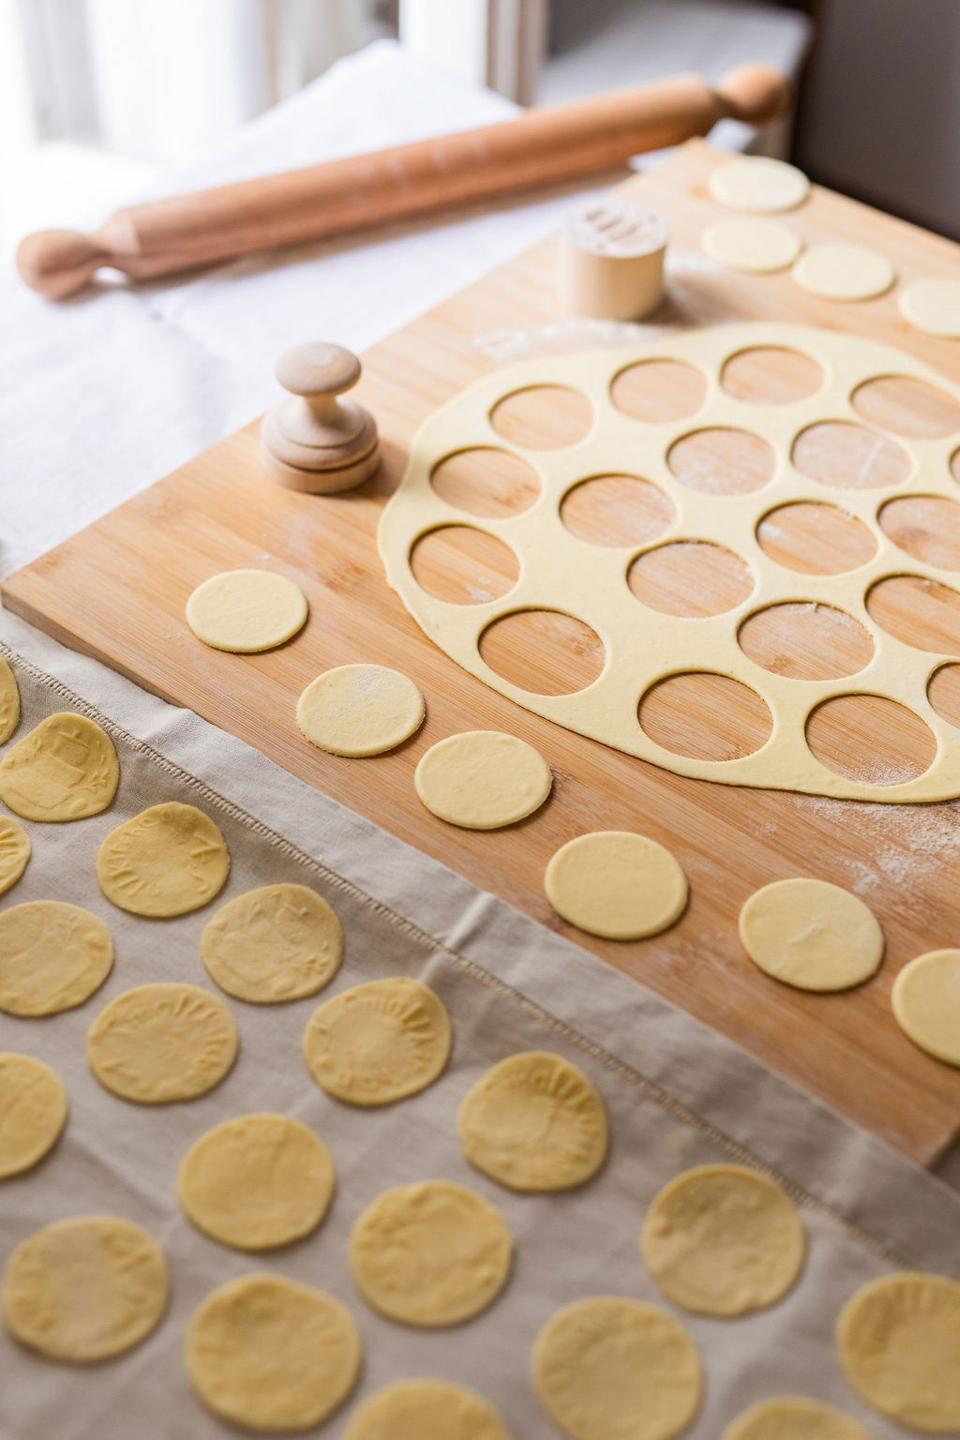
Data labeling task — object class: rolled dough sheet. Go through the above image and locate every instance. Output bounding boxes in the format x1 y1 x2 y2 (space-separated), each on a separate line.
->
0 1053 68 1179
414 730 552 829
303 977 452 1105
0 656 21 744
739 877 884 991
723 1397 870 1440
899 278 960 338
0 901 113 1016
702 216 802 274
87 982 238 1103
544 830 688 940
186 569 308 653
0 712 119 822
97 801 230 917
793 243 896 302
891 949 960 1065
0 815 30 897
708 156 810 213
343 1379 510 1440
201 883 343 1003
297 663 425 756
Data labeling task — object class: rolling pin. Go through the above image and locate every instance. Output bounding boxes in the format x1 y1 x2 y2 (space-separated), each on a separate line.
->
18 64 789 300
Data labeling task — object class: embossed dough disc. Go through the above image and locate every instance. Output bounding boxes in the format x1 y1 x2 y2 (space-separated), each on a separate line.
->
0 656 21 744
344 1379 510 1440
0 712 119 821
0 1053 68 1178
87 982 238 1103
0 816 30 898
723 1397 870 1440
0 901 113 1016
97 801 230 917
303 977 452 1105
202 883 343 1003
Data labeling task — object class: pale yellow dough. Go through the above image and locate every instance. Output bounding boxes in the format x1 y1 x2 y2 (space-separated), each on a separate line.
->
350 1179 512 1326
88 982 238 1103
0 901 113 1016
892 950 960 1065
708 156 810 213
202 883 342 1003
837 1271 960 1432
97 801 230 917
899 278 960 338
3 1215 168 1361
641 1164 805 1316
533 1296 702 1440
0 656 21 743
303 976 452 1105
793 243 895 301
187 1273 361 1431
186 568 308 653
414 729 552 829
545 830 687 940
702 216 802 274
0 815 30 897
0 1053 68 1178
297 663 425 756
739 877 884 991
179 1112 335 1250
458 1050 608 1191
0 712 119 822
344 1379 511 1440
723 1397 870 1440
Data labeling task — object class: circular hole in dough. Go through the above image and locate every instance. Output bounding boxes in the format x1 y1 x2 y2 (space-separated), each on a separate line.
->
953 447 960 485
837 1271 960 1431
545 830 688 941
792 421 911 490
296 664 425 756
639 673 772 761
560 473 675 548
928 663 960 728
628 542 754 618
429 446 540 518
668 426 776 495
186 568 307 653
0 712 119 822
3 1216 168 1361
87 982 238 1104
344 1379 510 1440
489 384 592 449
641 1163 806 1316
739 877 884 991
867 574 960 654
187 1273 361 1431
533 1295 702 1440
414 730 552 830
0 815 30 898
410 525 520 606
756 501 876 575
458 1050 608 1192
723 1397 870 1440
178 1113 335 1251
805 693 935 786
892 949 960 1066
303 976 452 1106
793 243 895 302
349 1179 512 1327
899 277 960 339
0 901 113 1016
479 609 605 695
610 358 707 423
852 373 960 439
738 602 875 681
879 494 960 570
202 883 342 1003
708 156 810 213
0 657 21 744
720 346 824 405
0 1053 67 1179
97 801 230 917
702 216 801 273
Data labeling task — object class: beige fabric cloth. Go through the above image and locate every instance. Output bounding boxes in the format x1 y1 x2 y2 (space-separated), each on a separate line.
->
1 612 958 1440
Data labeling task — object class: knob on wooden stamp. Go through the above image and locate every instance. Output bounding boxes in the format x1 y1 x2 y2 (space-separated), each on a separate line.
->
260 342 380 492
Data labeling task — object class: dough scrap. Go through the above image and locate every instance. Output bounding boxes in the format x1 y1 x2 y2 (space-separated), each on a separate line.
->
0 1053 68 1179
344 1378 510 1440
0 657 21 744
414 729 552 829
458 1050 608 1191
739 877 884 991
179 1112 335 1250
297 663 425 756
892 949 960 1065
202 883 342 1003
186 569 308 653
533 1296 702 1440
793 243 895 301
702 216 802 274
303 976 451 1106
0 815 30 897
545 830 688 940
97 801 230 917
187 1273 361 1431
3 1215 168 1361
708 157 810 213
837 1271 960 1432
350 1179 512 1326
0 712 119 822
899 278 960 338
641 1164 805 1316
0 901 113 1016
723 1397 870 1440
88 982 238 1103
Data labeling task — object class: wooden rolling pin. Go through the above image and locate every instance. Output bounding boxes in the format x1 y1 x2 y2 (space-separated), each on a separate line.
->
18 64 789 300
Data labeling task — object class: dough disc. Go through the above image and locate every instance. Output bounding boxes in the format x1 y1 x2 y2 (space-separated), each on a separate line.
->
414 730 552 829
0 901 113 1016
179 1112 335 1250
641 1164 805 1316
88 982 238 1103
702 216 802 273
97 801 230 917
793 243 895 301
202 883 342 1003
739 877 884 991
344 1379 510 1440
186 569 308 653
297 663 425 756
458 1049 608 1191
0 712 119 822
187 1273 361 1431
0 656 21 744
3 1215 168 1361
723 1397 870 1440
899 277 960 338
533 1296 702 1440
708 156 810 213
0 815 30 897
350 1179 512 1326
545 830 687 940
0 1053 68 1178
892 948 960 1065
303 976 452 1105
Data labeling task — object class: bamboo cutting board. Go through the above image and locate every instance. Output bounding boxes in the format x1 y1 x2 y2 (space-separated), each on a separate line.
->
7 142 960 1164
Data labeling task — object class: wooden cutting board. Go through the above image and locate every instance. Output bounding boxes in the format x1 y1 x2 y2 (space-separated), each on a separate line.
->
7 141 960 1164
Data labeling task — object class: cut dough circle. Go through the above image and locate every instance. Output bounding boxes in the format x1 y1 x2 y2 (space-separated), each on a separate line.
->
343 1378 511 1440
793 244 896 302
179 1112 335 1250
708 157 810 213
3 1215 168 1361
723 1397 870 1440
0 712 119 822
545 830 688 940
97 801 230 917
892 948 960 1065
739 877 884 991
186 568 308 653
297 663 425 756
415 729 552 829
0 901 113 1016
0 815 30 897
899 278 960 338
837 1271 960 1432
641 1163 806 1316
202 883 343 1003
187 1273 362 1431
0 656 21 744
458 1050 608 1192
702 217 802 274
533 1295 702 1440
350 1179 512 1327
0 1053 68 1179
303 976 452 1106
88 982 238 1103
